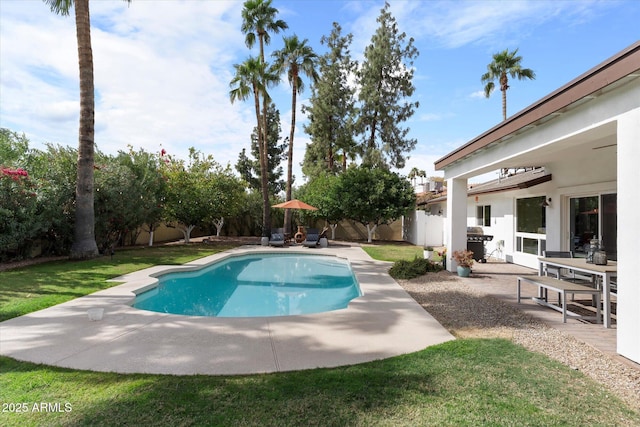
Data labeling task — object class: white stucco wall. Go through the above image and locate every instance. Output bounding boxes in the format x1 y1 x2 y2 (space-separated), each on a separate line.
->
616 108 640 363
446 178 468 270
441 76 639 364
466 193 511 261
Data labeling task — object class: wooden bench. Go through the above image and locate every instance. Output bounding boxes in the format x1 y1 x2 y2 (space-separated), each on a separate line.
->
517 275 601 323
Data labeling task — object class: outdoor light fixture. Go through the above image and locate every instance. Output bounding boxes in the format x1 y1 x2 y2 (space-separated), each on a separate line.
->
541 198 552 208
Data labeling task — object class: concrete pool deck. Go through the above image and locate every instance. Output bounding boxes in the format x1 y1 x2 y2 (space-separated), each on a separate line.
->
0 244 454 375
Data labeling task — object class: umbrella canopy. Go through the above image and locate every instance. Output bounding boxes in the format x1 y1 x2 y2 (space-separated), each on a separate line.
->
272 199 318 210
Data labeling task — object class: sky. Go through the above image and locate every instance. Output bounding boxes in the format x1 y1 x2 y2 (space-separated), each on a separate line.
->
1 0 639 185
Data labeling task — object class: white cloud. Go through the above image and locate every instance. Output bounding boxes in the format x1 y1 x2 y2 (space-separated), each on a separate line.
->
401 0 612 49
1 0 634 184
469 90 485 99
418 113 444 122
1 1 253 166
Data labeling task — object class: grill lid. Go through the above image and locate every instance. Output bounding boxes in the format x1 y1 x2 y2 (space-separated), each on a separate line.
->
466 226 484 235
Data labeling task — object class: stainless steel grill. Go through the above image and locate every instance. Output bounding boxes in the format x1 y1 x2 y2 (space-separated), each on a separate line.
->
466 227 493 263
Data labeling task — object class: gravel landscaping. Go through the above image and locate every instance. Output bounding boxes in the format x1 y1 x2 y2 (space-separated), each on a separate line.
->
397 270 640 413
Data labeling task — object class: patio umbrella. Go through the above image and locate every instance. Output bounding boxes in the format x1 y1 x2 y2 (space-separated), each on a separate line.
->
272 199 318 211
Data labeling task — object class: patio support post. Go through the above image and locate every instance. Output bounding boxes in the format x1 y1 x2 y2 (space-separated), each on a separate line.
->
446 177 468 272
617 107 640 362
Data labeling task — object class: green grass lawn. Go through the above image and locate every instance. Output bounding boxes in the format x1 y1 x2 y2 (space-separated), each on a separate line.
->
361 243 424 262
1 243 638 426
1 339 637 426
0 244 231 322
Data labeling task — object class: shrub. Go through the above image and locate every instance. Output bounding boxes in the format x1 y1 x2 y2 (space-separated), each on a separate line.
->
388 257 443 280
453 249 474 268
0 167 43 261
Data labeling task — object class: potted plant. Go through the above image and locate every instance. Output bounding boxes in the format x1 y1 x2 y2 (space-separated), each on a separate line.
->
423 246 434 260
452 249 474 277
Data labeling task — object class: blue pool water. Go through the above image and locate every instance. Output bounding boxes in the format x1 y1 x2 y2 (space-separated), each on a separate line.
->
133 253 362 317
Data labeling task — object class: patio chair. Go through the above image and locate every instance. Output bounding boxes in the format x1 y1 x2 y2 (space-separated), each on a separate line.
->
543 251 592 284
269 228 286 247
543 250 594 302
302 229 320 248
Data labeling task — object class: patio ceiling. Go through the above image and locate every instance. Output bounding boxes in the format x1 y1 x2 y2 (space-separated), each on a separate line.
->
489 121 617 171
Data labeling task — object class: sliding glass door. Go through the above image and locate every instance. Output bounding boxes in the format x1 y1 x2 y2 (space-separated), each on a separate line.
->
569 194 617 260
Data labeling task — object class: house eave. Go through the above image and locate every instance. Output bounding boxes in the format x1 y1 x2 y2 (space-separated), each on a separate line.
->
435 41 640 171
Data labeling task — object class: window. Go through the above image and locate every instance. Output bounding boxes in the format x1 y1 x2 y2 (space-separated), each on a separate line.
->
516 196 546 255
476 205 491 227
517 196 545 233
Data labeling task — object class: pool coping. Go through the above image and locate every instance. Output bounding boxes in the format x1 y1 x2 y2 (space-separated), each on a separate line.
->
0 244 455 375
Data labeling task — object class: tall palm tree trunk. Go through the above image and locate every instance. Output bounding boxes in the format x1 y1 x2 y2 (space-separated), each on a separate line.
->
260 98 271 236
70 0 99 259
500 73 509 121
283 78 298 235
252 85 269 237
258 34 271 237
501 88 507 121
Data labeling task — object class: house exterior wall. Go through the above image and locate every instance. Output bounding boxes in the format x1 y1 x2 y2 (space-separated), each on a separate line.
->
467 193 512 262
617 107 640 363
465 181 556 268
439 72 639 364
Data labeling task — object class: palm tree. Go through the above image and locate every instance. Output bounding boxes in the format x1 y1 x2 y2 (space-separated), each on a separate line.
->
229 57 279 237
272 35 319 235
481 48 535 121
43 0 131 259
241 0 288 237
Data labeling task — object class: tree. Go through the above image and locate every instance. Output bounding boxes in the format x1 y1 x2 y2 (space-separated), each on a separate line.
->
408 167 426 187
93 155 145 252
356 2 419 169
0 166 42 261
0 129 30 166
1 133 83 259
296 173 343 239
481 48 536 121
272 35 319 235
235 102 286 195
240 0 288 237
163 149 216 243
28 144 78 255
336 166 415 243
302 22 358 179
43 0 131 259
204 166 246 237
114 147 167 246
230 57 279 236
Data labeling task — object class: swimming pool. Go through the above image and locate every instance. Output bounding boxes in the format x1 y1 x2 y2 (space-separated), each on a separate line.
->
133 253 362 317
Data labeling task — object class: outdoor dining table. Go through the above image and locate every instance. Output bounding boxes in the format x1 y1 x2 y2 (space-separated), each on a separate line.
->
538 257 617 328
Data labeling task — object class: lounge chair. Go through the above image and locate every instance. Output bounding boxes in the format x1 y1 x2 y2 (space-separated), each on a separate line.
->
302 228 320 248
269 228 286 247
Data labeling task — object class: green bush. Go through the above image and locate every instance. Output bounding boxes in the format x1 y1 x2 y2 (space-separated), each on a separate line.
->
388 257 442 280
0 167 43 261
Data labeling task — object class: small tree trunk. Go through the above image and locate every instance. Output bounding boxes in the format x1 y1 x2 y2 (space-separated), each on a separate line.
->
213 217 224 237
180 224 196 243
330 223 338 240
366 223 377 243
